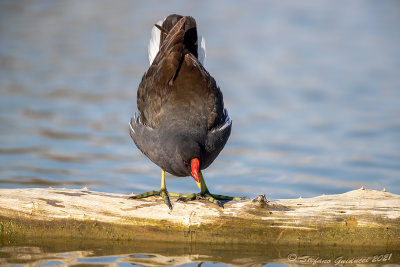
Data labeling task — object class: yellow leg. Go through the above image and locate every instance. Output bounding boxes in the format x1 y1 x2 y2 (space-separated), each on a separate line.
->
196 171 209 192
161 169 166 190
159 169 172 209
163 170 181 198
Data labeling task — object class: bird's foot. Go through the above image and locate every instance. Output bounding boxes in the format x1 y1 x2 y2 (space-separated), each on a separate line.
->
177 192 246 208
130 190 181 210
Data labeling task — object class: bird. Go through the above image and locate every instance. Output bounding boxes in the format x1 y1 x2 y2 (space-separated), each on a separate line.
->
129 14 243 209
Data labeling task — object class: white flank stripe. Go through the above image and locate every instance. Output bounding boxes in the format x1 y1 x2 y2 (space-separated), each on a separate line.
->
129 121 135 134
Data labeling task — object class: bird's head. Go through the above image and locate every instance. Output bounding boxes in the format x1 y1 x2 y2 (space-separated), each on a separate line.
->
176 136 203 188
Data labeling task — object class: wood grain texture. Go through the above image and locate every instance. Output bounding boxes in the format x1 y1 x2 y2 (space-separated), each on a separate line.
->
0 187 399 246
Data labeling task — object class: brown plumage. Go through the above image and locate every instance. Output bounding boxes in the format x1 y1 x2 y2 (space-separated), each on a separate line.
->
137 16 224 131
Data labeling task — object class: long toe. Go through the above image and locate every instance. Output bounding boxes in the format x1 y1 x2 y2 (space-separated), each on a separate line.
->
210 194 248 201
203 193 223 207
130 190 183 210
176 193 197 202
129 190 160 199
176 193 222 207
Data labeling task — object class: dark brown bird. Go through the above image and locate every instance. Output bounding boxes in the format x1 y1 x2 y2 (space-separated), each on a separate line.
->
129 14 243 209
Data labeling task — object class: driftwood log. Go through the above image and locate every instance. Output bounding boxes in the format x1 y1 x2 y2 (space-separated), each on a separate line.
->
0 187 399 246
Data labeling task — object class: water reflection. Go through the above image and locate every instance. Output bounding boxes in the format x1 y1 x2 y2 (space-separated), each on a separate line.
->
0 240 400 266
1 240 399 266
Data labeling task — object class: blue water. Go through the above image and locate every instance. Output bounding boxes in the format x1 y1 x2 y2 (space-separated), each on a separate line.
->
1 1 400 266
1 1 399 199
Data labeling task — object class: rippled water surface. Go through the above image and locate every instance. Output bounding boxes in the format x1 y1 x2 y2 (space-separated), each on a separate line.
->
1 239 399 266
2 0 399 199
1 1 400 265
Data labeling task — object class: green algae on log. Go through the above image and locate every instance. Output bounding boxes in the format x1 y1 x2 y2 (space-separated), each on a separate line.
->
0 187 399 246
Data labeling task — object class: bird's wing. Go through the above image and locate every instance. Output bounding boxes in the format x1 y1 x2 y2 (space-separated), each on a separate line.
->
137 17 187 128
178 52 226 130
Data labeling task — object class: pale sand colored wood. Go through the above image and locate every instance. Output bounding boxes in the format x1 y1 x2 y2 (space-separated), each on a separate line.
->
0 187 399 245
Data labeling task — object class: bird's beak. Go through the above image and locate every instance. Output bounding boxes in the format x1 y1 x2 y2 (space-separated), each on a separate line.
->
190 158 201 188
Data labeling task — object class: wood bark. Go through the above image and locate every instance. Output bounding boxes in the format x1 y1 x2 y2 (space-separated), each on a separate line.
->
0 187 399 246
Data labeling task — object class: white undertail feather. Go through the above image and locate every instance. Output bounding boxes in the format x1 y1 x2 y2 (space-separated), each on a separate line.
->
148 18 207 66
198 35 206 64
148 19 164 65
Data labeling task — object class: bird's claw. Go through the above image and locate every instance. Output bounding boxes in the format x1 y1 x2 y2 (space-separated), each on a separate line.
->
130 190 246 210
160 189 172 210
129 189 175 210
177 193 221 207
177 192 245 208
129 190 159 199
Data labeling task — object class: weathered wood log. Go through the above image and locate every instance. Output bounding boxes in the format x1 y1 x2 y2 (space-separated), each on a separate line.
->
0 187 399 246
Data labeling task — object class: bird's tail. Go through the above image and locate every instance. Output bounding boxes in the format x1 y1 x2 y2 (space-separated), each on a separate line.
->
160 14 199 59
148 14 206 65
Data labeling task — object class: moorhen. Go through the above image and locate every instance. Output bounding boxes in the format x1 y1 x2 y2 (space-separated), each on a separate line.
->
129 14 242 209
